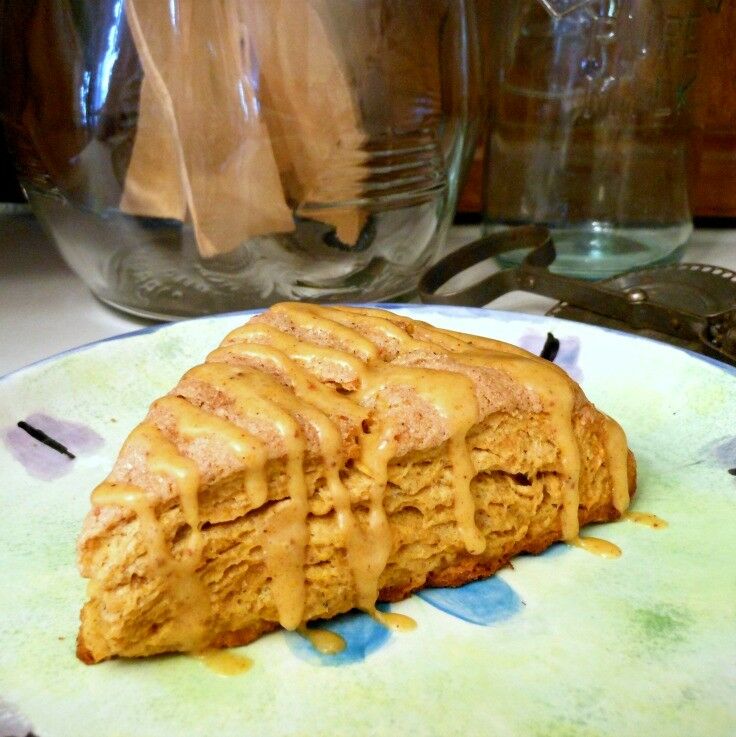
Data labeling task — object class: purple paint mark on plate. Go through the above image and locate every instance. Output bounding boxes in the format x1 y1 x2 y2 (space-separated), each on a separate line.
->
25 413 104 454
704 436 736 479
518 331 583 382
710 436 736 467
3 413 104 481
0 694 36 737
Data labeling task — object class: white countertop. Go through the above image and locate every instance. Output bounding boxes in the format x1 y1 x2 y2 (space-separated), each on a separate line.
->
1 212 735 377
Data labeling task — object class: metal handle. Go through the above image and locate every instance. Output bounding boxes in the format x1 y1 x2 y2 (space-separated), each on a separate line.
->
419 226 711 346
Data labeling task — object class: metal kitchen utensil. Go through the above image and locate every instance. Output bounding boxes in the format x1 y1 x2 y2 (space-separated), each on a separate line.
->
549 262 736 358
418 226 736 367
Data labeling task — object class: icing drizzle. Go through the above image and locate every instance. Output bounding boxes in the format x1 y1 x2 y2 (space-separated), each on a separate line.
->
194 648 253 675
297 626 347 655
569 535 622 558
88 303 632 650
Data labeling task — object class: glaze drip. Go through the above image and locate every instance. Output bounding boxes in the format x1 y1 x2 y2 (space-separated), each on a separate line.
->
194 649 253 675
371 609 418 632
624 511 667 529
603 416 631 514
569 535 622 558
297 625 347 655
91 476 211 649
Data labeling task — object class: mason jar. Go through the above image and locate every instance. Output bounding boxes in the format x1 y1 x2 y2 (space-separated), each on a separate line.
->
482 0 699 278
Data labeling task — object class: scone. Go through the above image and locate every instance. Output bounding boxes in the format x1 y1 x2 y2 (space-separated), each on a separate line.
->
77 303 636 663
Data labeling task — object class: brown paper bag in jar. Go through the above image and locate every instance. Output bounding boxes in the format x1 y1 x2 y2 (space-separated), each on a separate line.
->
121 74 186 221
240 0 369 248
122 0 294 258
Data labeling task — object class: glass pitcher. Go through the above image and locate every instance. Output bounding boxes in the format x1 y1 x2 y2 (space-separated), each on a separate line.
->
482 0 700 278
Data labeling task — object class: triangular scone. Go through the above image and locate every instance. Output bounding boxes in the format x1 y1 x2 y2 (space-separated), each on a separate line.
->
77 304 636 663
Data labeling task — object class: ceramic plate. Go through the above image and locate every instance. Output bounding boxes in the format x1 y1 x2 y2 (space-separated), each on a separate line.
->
1 305 735 737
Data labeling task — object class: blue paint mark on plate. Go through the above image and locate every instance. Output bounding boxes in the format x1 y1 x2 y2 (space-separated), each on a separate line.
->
285 607 391 667
417 576 523 626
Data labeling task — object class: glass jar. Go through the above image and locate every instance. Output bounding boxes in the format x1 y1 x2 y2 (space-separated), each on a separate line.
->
482 0 700 278
0 0 476 319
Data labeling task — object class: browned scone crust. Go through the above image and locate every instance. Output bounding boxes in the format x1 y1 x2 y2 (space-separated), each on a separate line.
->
77 304 636 664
